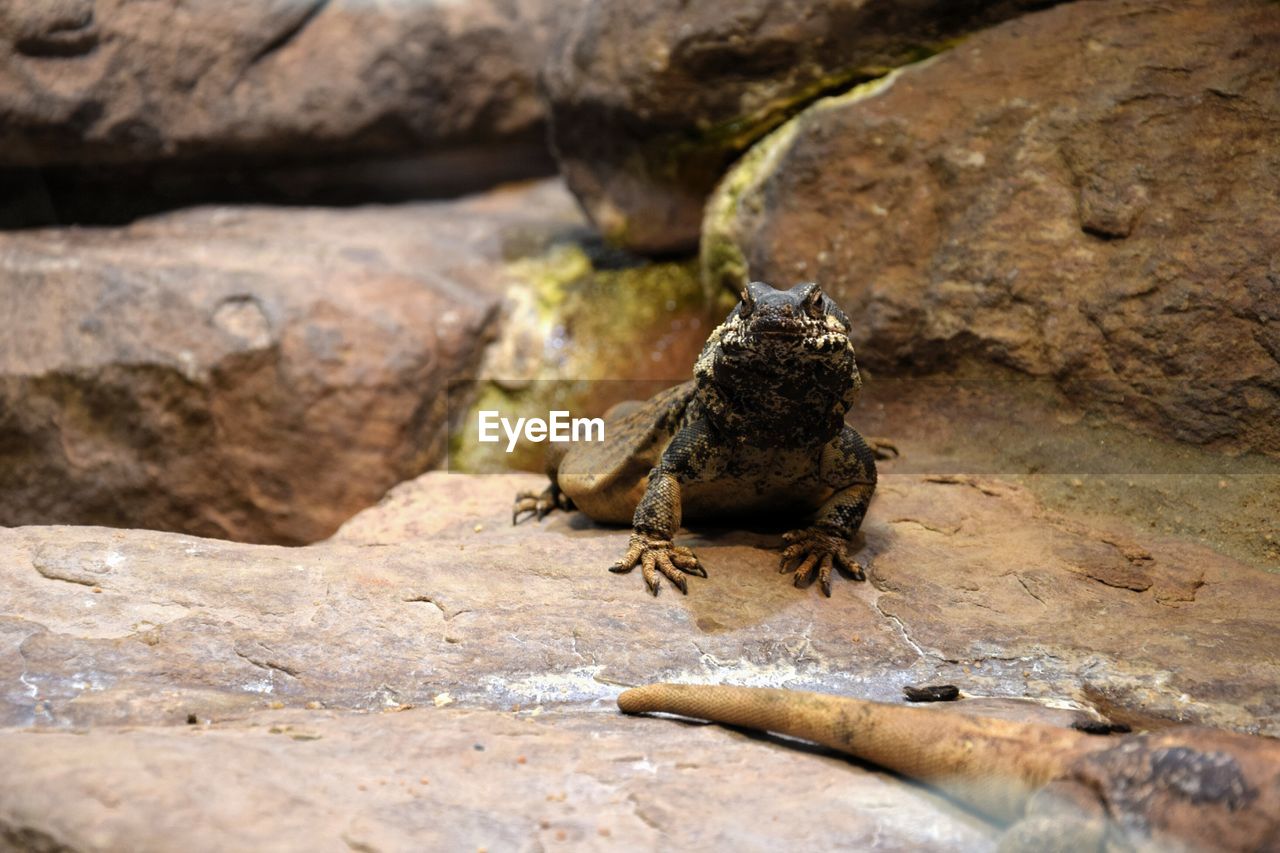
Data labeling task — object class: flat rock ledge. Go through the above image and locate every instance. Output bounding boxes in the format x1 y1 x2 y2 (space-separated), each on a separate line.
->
2 471 1277 850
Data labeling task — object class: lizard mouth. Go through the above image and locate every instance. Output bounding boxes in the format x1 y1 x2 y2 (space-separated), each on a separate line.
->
745 317 815 337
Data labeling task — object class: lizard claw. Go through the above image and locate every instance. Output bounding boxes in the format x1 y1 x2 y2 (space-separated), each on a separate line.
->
609 533 706 596
512 484 573 525
779 527 865 596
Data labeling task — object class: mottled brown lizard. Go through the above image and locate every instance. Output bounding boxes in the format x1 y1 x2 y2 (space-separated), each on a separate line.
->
514 281 882 597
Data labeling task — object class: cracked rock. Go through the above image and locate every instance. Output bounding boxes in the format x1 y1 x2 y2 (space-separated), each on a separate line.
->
0 180 582 545
0 0 586 223
1 469 1277 847
542 0 1063 254
704 0 1280 455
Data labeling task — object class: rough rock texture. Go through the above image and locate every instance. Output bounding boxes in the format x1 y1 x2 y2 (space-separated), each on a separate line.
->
704 0 1280 454
542 0 1061 254
0 180 583 545
0 0 580 223
0 707 999 852
1 469 1277 848
0 0 569 166
455 244 719 473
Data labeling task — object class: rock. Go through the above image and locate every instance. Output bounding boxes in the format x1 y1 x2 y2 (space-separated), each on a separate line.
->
1 468 1277 847
0 179 584 544
703 0 1280 454
455 243 721 473
1 470 1275 729
0 0 579 223
542 0 1060 254
0 706 996 851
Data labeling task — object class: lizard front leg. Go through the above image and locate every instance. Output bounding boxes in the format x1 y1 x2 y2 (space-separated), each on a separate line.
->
512 480 573 524
610 468 706 595
513 443 573 524
782 426 877 596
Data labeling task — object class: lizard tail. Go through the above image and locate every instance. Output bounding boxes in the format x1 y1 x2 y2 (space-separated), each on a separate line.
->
618 683 1099 824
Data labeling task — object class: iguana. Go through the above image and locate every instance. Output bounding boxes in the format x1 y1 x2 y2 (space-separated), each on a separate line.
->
618 683 1280 852
513 281 880 596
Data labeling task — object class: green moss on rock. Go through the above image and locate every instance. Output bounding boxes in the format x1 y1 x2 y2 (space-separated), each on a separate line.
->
451 244 716 473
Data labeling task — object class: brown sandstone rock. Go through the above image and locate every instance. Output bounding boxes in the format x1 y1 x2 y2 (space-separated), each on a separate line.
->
542 0 1060 254
0 706 996 851
704 0 1280 454
0 0 569 166
2 471 1276 731
1 469 1277 847
0 180 583 544
0 0 580 222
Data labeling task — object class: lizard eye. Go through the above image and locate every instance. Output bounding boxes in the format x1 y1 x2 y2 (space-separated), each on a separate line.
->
801 283 824 319
739 287 755 317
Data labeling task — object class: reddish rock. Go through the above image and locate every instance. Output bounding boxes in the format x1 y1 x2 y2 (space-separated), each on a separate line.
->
0 0 576 166
2 471 1275 732
704 0 1280 454
1 468 1277 847
0 0 581 222
542 0 1060 254
0 180 583 544
0 706 997 851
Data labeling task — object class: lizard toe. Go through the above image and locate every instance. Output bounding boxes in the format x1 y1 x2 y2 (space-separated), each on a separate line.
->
512 492 540 525
609 534 703 595
781 527 866 592
790 552 820 589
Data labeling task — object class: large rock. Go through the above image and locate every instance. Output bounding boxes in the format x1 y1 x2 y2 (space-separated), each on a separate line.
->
0 180 583 544
1 468 1277 848
0 706 999 851
542 0 1060 254
704 0 1280 454
0 0 579 223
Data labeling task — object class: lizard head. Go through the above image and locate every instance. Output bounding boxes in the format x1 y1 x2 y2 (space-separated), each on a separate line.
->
695 281 862 442
720 281 853 353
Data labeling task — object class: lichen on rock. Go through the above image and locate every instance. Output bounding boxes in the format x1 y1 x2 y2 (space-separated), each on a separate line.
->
452 243 716 472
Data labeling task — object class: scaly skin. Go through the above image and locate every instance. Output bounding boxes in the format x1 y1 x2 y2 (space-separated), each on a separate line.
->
515 282 878 597
618 683 1280 852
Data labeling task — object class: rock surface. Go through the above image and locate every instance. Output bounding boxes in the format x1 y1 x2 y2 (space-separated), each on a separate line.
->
0 0 568 167
542 0 1060 254
0 180 583 544
455 244 719 473
0 0 579 223
704 0 1280 454
0 706 998 852
2 468 1277 848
